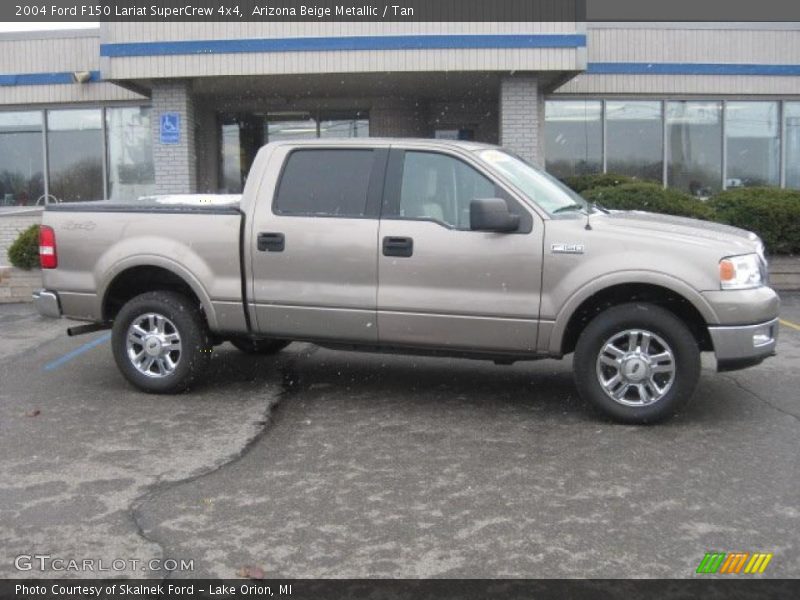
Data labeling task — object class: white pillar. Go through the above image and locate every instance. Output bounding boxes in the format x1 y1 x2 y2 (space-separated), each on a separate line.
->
151 80 197 194
500 75 544 166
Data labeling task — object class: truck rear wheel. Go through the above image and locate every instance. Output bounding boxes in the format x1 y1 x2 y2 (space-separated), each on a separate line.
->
229 337 290 355
573 302 700 424
111 291 211 394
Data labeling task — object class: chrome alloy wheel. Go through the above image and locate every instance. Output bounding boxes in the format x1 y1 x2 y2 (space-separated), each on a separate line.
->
126 313 182 378
595 329 676 407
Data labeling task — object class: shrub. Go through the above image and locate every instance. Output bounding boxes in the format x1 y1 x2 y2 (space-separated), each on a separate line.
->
561 172 652 193
583 183 714 220
708 188 800 254
7 224 40 270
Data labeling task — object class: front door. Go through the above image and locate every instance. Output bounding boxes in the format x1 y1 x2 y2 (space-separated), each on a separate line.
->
377 148 543 353
249 145 387 342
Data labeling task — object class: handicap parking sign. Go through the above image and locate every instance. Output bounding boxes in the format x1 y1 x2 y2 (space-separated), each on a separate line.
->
160 113 180 144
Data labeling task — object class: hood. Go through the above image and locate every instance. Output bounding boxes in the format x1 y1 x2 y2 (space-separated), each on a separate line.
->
598 210 761 254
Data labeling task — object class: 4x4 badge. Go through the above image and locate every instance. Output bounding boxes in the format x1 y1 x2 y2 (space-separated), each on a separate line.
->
551 243 585 254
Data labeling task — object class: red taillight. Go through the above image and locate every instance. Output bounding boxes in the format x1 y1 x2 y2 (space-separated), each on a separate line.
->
39 225 57 269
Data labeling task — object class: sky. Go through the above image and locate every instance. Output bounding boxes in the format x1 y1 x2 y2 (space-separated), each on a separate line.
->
0 22 99 32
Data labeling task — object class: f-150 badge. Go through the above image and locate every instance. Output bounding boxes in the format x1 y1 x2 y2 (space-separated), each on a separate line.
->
551 243 585 254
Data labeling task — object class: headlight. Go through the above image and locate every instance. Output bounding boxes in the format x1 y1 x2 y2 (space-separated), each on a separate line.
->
719 253 763 290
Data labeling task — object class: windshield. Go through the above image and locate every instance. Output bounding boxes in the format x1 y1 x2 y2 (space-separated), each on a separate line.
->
476 149 589 215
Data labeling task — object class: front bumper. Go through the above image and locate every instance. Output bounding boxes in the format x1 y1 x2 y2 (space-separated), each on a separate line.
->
708 318 779 372
32 289 62 319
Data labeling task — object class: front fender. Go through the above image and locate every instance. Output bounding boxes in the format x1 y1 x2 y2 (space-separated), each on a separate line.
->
545 270 719 356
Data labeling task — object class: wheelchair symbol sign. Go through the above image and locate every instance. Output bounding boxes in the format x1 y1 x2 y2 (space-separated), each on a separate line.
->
159 113 180 144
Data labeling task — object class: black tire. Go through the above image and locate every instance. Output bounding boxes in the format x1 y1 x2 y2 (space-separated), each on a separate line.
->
111 291 211 394
573 302 701 424
229 337 290 355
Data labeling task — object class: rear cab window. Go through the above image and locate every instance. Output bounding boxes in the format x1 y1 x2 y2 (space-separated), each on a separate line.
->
273 148 379 218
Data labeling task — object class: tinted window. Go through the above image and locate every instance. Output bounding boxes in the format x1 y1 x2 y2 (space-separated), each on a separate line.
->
47 109 104 202
274 149 375 217
786 102 800 190
0 111 44 207
606 101 663 182
106 107 155 201
545 100 603 178
398 151 497 230
667 101 722 197
726 102 780 188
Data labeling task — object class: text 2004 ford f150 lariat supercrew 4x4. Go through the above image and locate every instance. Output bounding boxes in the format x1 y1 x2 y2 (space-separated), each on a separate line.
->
33 139 780 423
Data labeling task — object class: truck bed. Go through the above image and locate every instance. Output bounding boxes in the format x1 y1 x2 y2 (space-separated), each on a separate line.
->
42 197 247 332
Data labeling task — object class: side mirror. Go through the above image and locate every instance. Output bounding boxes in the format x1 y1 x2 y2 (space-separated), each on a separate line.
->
470 198 520 233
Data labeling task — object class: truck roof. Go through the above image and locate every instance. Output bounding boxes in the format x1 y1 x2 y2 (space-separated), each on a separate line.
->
261 138 496 153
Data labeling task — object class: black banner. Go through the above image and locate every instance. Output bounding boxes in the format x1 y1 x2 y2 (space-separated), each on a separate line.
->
3 0 800 23
6 1 585 22
2 579 799 600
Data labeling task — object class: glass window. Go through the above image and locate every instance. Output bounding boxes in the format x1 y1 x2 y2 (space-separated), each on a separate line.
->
266 113 318 142
544 100 602 178
606 101 663 182
786 102 800 190
220 111 370 192
434 128 475 141
724 102 780 188
220 119 243 193
274 149 375 217
106 107 155 201
318 111 369 138
666 101 722 198
47 109 103 202
478 149 588 216
0 111 44 207
399 152 497 229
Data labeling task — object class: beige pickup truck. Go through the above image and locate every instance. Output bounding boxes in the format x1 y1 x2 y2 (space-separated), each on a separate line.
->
33 139 779 423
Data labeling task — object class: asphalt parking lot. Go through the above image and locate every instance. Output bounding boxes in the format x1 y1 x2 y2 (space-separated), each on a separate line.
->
0 295 798 579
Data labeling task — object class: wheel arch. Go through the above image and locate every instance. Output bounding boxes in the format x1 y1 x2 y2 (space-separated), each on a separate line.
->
550 276 717 356
100 260 217 330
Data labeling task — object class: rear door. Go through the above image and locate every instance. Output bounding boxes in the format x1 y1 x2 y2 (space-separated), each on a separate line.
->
377 147 543 353
249 145 388 342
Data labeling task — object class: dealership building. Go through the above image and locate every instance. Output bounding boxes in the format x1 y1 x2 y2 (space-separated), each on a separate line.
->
1 21 799 207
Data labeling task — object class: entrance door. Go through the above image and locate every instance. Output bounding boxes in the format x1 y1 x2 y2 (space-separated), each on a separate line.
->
249 145 387 342
377 148 543 353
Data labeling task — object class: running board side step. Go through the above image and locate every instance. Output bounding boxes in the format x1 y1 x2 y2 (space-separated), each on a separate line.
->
67 322 111 337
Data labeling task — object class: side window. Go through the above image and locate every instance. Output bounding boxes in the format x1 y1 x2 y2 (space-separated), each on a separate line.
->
274 149 375 217
398 151 500 230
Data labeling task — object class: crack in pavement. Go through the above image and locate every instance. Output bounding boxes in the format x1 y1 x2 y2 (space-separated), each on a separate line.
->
719 372 800 423
126 347 316 582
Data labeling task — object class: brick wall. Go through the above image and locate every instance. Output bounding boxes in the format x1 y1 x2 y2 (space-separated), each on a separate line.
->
0 213 41 267
152 80 198 194
0 266 41 303
0 213 42 301
499 75 543 166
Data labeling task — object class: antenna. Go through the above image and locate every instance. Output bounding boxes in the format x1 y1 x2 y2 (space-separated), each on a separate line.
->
585 203 594 230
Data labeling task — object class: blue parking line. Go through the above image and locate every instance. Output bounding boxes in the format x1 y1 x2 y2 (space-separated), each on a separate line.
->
43 332 111 372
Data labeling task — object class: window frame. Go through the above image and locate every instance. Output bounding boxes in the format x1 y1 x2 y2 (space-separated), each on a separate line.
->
271 146 389 220
381 148 533 234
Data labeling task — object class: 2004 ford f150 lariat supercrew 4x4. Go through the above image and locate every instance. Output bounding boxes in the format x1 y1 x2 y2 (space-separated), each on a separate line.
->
33 139 780 423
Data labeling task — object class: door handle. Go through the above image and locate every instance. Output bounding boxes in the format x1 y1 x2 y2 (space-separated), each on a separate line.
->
382 236 413 258
257 232 285 252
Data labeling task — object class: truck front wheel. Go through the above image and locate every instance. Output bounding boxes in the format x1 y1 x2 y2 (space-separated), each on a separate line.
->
111 291 211 394
573 303 701 424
